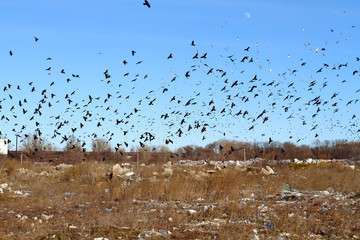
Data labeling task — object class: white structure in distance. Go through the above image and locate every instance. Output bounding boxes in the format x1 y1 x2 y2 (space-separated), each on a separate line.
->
0 139 8 155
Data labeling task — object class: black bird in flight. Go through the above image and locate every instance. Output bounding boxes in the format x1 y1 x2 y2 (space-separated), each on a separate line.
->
200 53 207 59
9 51 13 56
34 36 39 42
143 0 151 8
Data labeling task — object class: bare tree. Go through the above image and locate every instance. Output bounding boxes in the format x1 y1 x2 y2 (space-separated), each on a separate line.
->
21 133 54 156
92 138 112 153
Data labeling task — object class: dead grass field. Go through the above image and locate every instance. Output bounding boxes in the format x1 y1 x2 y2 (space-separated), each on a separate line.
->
0 158 360 239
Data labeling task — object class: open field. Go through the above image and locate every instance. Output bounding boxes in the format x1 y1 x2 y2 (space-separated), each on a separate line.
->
0 158 360 239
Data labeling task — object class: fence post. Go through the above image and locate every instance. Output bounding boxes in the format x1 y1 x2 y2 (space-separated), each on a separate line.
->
244 145 246 168
137 152 139 174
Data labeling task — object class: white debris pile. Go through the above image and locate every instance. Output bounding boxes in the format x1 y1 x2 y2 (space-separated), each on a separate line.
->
55 163 73 171
14 164 80 177
16 168 35 176
0 182 30 197
143 228 172 238
162 161 173 176
177 158 358 168
111 163 134 179
182 169 215 180
0 183 8 190
260 166 276 175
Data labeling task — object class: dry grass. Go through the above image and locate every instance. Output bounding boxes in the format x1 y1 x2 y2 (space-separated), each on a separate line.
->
0 158 359 239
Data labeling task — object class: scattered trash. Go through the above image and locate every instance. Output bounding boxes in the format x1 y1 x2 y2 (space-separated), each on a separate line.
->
41 214 53 221
261 222 274 229
68 225 77 229
124 171 135 177
162 168 173 176
188 209 197 214
55 164 73 171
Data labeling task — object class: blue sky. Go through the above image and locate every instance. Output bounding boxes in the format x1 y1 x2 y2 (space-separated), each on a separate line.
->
1 0 360 151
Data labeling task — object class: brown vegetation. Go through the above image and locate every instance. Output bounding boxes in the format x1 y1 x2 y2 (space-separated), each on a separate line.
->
0 158 359 239
14 132 360 164
177 139 360 161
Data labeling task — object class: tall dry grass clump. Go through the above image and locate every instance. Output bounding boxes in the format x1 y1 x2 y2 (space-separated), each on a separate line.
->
284 163 360 192
59 161 107 185
0 157 35 179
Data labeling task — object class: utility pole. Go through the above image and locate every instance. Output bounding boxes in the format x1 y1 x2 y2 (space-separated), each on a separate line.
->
137 152 140 173
244 145 247 168
244 145 246 161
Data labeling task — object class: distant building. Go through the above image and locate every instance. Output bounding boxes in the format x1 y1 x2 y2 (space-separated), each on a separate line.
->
0 139 8 155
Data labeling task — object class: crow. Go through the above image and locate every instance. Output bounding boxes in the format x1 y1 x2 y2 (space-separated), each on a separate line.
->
143 0 151 8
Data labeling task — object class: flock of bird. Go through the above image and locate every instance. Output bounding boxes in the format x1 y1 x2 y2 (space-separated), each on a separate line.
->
1 5 360 154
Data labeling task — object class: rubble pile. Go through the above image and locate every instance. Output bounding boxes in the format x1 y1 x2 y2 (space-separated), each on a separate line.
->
0 182 30 199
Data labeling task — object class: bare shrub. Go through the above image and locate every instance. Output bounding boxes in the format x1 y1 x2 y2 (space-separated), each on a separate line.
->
63 135 83 163
59 161 105 185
